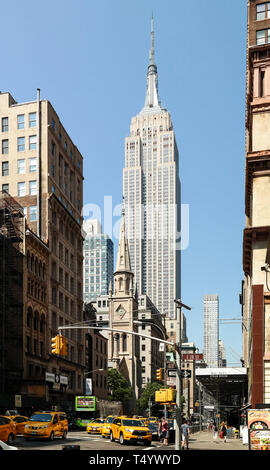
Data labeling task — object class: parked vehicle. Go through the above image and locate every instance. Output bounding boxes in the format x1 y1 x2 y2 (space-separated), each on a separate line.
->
0 416 17 444
101 416 116 438
24 411 68 440
7 415 28 435
86 418 105 434
110 417 152 446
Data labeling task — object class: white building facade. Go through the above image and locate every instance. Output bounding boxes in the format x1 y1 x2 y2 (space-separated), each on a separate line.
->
203 295 219 368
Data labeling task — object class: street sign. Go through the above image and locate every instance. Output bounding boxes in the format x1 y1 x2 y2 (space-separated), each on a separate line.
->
167 369 192 378
168 369 177 377
181 370 191 378
182 353 203 361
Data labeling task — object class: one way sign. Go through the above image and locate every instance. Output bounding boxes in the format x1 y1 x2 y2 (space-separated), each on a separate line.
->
181 370 191 378
167 369 191 378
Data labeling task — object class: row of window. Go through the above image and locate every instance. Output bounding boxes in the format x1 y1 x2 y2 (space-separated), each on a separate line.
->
15 180 37 196
257 3 270 20
2 158 37 176
1 135 37 154
1 113 36 133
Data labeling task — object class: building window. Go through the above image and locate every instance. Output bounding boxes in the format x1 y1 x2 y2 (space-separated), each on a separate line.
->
17 114 25 130
2 162 8 176
29 135 37 150
18 182 26 197
2 139 8 154
29 205 37 222
29 180 37 195
17 136 25 152
29 157 37 172
257 3 270 20
2 183 9 192
256 29 270 45
17 159 25 174
29 112 36 128
1 117 8 132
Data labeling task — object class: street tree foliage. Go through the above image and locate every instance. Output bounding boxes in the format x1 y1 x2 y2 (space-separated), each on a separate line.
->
108 368 133 402
136 382 164 413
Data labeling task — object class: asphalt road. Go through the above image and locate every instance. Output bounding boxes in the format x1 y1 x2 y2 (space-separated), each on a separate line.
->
12 430 174 451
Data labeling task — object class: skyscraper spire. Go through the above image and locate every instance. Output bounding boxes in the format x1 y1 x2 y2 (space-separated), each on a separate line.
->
150 12 155 65
141 14 162 113
115 203 132 274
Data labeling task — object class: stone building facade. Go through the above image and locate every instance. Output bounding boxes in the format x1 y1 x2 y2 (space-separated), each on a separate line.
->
0 90 85 410
243 0 270 407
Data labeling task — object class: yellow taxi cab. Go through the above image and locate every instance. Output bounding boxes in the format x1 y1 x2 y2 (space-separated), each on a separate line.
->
8 415 29 435
24 411 68 440
101 416 116 438
0 415 17 444
86 418 105 434
140 418 150 426
110 416 152 445
148 416 158 423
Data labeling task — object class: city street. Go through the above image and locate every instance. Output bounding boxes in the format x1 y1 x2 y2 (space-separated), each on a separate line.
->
12 430 247 451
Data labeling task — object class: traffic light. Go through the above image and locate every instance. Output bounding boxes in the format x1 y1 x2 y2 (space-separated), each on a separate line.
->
156 368 163 381
59 335 67 356
51 335 61 355
155 388 175 403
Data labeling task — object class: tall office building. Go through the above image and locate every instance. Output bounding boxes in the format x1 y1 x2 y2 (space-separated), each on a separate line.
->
83 219 114 302
203 295 219 368
0 90 85 409
123 18 181 340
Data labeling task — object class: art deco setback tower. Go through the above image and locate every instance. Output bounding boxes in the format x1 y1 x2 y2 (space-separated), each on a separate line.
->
123 18 181 340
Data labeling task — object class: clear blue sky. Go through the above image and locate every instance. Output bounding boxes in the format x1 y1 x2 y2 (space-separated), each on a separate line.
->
1 0 247 365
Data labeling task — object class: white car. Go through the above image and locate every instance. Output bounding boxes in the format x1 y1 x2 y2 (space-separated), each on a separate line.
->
0 439 18 450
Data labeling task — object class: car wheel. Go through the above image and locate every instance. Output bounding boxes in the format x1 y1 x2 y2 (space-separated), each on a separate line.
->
62 430 67 439
50 431 54 441
7 433 14 445
119 433 125 445
110 431 114 442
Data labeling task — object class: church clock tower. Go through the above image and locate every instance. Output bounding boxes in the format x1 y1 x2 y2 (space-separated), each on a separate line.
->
108 207 141 402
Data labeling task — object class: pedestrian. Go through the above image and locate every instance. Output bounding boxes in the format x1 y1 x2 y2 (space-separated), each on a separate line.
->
221 422 227 443
161 418 168 445
181 419 190 450
213 421 218 442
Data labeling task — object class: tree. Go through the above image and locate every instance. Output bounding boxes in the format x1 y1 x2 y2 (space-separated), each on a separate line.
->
136 382 163 414
107 368 133 402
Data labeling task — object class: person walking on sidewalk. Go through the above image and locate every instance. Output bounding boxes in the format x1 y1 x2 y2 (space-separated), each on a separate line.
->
181 419 190 450
213 421 218 442
161 418 168 446
221 422 227 443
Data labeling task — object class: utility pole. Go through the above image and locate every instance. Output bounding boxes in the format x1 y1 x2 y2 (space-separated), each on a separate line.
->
174 299 191 451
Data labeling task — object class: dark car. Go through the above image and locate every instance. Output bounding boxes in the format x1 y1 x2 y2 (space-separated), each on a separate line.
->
148 422 159 441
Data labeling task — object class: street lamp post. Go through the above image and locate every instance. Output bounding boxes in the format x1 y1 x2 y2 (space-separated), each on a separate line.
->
134 318 167 418
174 299 191 451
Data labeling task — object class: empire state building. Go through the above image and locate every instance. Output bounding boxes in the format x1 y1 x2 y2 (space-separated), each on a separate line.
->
123 18 182 340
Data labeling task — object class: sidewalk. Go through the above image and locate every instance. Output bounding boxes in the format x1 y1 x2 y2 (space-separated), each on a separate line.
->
185 431 248 451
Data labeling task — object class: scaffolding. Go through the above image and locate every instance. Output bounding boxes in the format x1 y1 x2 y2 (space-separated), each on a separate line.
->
0 191 25 396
